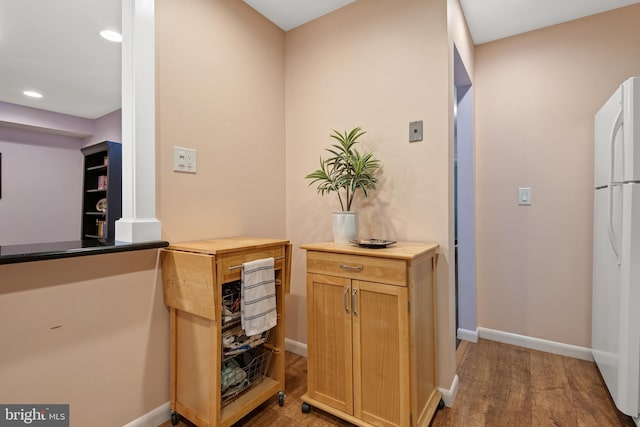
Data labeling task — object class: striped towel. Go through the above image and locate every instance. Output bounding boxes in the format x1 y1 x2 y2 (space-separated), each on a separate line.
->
241 258 277 336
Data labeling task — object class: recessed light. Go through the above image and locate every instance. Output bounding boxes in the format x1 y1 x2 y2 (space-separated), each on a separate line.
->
100 30 122 43
23 90 43 98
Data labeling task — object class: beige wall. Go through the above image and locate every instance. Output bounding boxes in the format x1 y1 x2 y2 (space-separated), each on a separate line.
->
0 4 286 424
448 0 474 78
6 4 640 424
0 250 167 426
475 4 640 347
0 2 474 425
155 0 286 243
285 0 458 388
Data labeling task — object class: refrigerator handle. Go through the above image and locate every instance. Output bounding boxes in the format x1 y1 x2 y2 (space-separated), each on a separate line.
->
607 109 623 265
607 184 621 264
609 109 624 183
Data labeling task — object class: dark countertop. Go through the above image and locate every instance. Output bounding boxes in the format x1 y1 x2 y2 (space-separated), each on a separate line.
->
0 239 169 265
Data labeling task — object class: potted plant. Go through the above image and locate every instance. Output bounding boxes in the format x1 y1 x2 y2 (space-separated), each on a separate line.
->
305 127 382 243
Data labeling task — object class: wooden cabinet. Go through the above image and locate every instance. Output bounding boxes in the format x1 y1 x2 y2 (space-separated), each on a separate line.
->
81 141 122 241
300 242 441 427
161 237 291 427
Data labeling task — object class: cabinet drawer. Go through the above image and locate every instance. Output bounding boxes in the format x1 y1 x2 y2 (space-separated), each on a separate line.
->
219 245 284 283
306 251 407 286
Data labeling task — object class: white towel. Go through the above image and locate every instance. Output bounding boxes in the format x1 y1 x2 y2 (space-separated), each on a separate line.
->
241 257 277 336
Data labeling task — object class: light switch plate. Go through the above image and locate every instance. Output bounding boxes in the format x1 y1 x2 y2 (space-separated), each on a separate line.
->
518 187 531 205
173 147 197 173
409 120 423 142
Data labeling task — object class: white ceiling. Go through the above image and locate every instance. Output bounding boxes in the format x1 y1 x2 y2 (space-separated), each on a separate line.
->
2 0 639 120
243 0 356 32
460 0 640 44
242 0 640 43
0 0 121 119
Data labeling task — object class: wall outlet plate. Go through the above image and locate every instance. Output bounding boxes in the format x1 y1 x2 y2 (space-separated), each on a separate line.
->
409 120 423 142
173 147 197 173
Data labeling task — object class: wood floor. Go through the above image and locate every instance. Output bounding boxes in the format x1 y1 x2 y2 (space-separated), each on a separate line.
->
433 340 635 427
159 339 636 426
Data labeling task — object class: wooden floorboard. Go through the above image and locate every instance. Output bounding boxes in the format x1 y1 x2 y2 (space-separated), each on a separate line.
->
159 339 636 426
432 339 636 427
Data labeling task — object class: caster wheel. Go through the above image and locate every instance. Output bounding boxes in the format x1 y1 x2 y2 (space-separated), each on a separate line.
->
278 391 286 406
301 402 311 413
438 398 445 410
170 411 179 426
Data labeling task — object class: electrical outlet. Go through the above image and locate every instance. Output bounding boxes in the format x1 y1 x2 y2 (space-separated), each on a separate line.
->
173 147 197 173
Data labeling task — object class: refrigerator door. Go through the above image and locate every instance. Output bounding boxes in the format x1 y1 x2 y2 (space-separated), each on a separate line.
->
593 187 622 400
595 84 624 188
622 77 640 183
616 183 640 416
593 183 640 417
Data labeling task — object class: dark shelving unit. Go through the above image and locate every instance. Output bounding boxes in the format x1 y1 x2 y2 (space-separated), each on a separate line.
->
81 141 122 241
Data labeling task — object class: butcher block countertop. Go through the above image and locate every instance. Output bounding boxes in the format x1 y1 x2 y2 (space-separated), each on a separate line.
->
299 241 439 260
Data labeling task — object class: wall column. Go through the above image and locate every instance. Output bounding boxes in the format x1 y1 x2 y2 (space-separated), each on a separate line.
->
116 0 162 242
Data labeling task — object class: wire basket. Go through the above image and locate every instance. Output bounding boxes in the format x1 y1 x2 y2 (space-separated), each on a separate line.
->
221 346 273 407
222 325 270 357
222 281 242 329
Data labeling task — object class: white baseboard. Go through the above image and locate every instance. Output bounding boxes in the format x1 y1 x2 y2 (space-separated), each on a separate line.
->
438 374 459 408
122 402 170 427
285 337 307 357
477 327 593 361
457 328 478 343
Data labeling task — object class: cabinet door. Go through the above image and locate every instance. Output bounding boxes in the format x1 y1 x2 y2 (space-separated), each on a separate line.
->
352 280 410 427
306 273 353 414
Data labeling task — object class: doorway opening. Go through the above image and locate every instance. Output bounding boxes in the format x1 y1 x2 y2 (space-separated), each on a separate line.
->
453 46 476 347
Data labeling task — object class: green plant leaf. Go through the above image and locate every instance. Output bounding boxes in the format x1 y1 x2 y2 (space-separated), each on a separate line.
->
305 127 381 211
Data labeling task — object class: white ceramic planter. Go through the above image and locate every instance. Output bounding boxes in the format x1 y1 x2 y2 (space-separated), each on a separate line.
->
332 211 358 243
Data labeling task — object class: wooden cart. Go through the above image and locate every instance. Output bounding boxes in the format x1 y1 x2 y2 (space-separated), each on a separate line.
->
300 241 442 427
161 237 291 426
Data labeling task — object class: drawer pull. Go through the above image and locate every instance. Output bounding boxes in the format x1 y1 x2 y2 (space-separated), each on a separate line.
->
352 288 358 317
227 255 285 270
339 264 364 272
344 287 350 314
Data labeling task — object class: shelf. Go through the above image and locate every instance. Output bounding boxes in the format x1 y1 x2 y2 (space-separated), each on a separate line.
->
222 327 270 358
220 377 279 426
81 141 122 242
222 318 241 332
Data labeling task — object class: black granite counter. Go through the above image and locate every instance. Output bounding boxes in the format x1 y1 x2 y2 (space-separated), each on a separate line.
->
0 240 169 265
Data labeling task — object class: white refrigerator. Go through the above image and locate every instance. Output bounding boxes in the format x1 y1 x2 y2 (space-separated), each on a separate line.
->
593 76 640 421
